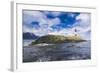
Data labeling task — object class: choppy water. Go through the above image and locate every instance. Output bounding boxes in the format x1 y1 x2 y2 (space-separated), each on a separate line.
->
23 40 91 62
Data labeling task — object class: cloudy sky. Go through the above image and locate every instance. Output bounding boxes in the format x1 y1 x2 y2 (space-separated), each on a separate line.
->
22 10 91 40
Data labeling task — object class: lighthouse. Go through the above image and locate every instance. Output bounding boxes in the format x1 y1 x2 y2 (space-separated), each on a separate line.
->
74 28 77 36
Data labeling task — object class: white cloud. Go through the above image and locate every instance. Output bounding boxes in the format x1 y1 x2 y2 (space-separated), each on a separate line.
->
33 18 61 36
23 11 91 40
23 10 61 36
76 13 90 22
49 28 74 36
23 10 47 26
67 13 91 40
43 11 61 17
75 13 91 28
51 12 61 17
49 13 91 40
23 10 46 19
47 17 61 26
23 25 33 33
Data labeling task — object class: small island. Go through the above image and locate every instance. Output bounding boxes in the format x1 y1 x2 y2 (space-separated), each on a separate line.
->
31 35 86 45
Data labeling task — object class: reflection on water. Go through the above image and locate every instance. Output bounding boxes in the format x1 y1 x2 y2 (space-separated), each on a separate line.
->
23 40 91 62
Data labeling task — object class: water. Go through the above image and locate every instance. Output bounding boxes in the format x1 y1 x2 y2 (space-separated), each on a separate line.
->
23 40 35 46
23 40 91 62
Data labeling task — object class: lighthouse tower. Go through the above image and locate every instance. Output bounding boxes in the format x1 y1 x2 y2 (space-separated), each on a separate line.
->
74 28 77 36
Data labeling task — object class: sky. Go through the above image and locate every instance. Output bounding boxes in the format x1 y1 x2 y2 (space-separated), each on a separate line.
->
23 10 91 40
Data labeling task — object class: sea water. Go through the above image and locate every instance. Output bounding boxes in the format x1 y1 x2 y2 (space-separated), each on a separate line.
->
23 40 91 62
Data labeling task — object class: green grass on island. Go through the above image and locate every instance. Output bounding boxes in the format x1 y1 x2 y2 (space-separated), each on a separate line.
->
31 35 86 45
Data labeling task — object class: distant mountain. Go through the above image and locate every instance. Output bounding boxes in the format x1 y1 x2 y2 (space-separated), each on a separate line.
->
31 35 85 45
23 32 39 40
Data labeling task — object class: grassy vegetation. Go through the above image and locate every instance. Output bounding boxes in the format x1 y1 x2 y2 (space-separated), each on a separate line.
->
31 35 85 45
65 35 85 42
